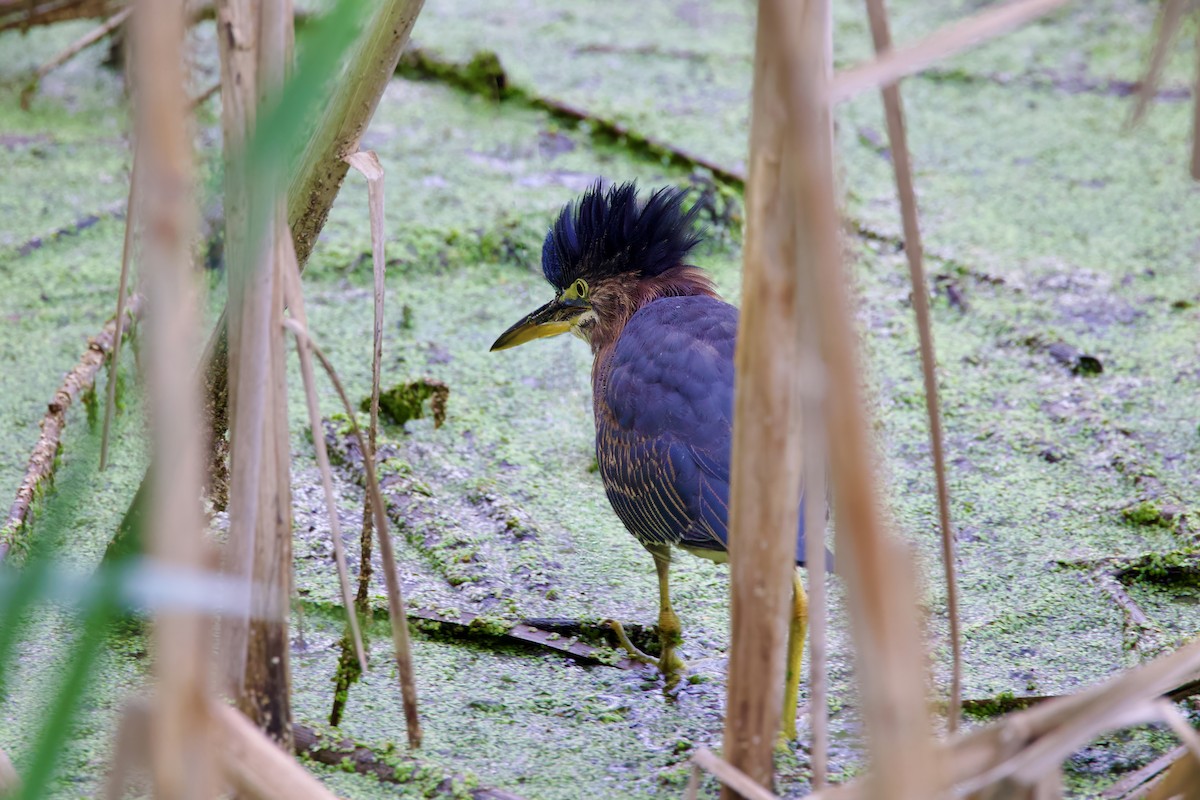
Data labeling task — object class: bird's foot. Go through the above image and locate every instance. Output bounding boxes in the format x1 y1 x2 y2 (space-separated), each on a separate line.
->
603 619 687 687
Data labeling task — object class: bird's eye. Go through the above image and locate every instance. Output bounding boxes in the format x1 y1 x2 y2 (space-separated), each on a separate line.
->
572 279 588 299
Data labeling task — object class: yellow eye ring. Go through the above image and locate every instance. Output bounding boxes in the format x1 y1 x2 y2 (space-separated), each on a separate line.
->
572 279 588 299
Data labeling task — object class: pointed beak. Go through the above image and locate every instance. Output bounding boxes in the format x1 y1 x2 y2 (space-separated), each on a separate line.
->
490 297 589 352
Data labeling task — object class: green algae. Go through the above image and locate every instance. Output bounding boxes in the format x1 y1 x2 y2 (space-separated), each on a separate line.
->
367 379 450 429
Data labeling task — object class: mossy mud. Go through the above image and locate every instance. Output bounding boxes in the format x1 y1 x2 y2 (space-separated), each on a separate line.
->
3 0 1200 797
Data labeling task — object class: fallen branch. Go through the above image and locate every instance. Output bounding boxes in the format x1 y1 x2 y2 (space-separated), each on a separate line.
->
293 724 525 799
407 607 637 669
1 293 144 561
20 6 132 110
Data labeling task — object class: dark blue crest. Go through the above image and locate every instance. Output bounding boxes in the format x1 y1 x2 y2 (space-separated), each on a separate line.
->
540 181 703 291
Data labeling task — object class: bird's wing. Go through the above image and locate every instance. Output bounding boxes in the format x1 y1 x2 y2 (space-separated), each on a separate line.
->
598 297 738 554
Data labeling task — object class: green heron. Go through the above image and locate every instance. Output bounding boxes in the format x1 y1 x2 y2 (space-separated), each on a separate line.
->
491 182 817 740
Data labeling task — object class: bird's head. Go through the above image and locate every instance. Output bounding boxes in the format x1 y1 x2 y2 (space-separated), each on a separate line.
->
490 181 715 354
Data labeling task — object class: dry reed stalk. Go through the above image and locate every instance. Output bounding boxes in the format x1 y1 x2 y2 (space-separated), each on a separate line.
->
692 749 782 800
721 0 821 791
279 224 366 672
346 149 386 668
281 317 422 749
100 152 139 471
211 702 340 800
19 5 131 109
830 0 1073 104
0 292 143 561
237 0 297 748
216 0 264 696
862 0 962 734
133 0 214 792
288 0 425 266
804 2 832 788
1126 0 1189 130
765 0 943 796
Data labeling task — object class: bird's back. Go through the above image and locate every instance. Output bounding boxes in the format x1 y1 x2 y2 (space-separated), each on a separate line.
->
594 295 813 565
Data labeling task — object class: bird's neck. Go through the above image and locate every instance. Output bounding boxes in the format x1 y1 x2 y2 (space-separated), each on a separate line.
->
589 264 718 382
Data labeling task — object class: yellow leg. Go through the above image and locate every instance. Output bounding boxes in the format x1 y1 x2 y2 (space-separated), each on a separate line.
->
651 548 686 686
781 568 809 741
603 546 686 687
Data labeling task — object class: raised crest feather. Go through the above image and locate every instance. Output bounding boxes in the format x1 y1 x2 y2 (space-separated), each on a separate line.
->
541 181 704 291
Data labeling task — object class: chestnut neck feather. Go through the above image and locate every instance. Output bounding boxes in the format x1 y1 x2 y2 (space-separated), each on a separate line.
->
588 264 718 378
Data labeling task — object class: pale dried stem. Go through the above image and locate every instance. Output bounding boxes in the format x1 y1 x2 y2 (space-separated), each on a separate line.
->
767 0 942 796
211 702 340 800
1126 0 1189 130
721 1 819 792
19 5 131 109
234 0 297 748
281 318 422 749
863 0 962 734
345 150 386 632
100 150 139 472
216 0 264 696
133 0 214 791
279 227 366 673
693 749 781 800
830 0 1073 104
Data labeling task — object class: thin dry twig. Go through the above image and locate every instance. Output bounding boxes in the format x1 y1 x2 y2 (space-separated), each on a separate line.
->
19 4 131 109
101 153 139 471
212 703 339 800
830 0 1073 104
1126 0 1189 130
691 748 781 800
279 228 366 673
133 0 215 790
1 294 143 561
282 317 422 749
863 0 963 734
